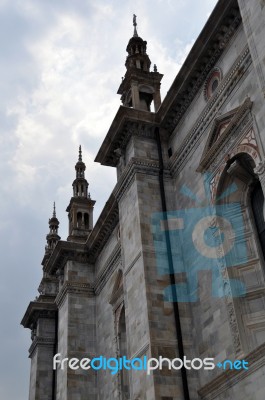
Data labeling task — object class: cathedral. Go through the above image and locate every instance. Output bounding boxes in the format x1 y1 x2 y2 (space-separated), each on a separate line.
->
22 0 265 399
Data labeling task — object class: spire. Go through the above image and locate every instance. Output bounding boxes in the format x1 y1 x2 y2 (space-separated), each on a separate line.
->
117 15 163 112
73 146 88 195
45 202 61 258
133 14 138 37
66 147 96 243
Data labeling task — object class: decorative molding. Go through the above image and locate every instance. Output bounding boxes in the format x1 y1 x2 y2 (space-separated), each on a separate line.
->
169 46 252 177
197 97 253 172
55 281 94 308
29 336 55 358
255 160 265 177
130 342 150 360
204 67 223 101
44 241 88 275
113 157 169 202
162 9 242 133
21 300 57 328
198 342 265 399
124 251 142 276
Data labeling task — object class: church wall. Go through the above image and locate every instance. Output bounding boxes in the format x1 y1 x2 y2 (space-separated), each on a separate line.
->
162 5 265 394
94 224 120 276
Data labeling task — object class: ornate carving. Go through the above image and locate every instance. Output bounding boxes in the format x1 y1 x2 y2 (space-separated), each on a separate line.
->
199 98 254 173
204 67 223 101
255 160 265 177
163 10 242 133
56 281 94 308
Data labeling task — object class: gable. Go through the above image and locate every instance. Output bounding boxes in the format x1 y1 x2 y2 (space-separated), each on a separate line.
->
197 97 252 172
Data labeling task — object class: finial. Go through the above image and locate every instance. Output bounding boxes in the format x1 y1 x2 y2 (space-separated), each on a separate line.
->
133 14 138 37
53 202 56 218
153 64 157 72
79 145 82 162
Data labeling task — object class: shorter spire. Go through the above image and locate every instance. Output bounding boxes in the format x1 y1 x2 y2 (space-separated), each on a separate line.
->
45 202 60 258
79 145 82 162
133 14 138 37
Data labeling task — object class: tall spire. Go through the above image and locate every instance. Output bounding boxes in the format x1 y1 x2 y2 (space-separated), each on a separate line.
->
66 146 96 243
117 15 163 112
133 14 138 37
73 146 88 195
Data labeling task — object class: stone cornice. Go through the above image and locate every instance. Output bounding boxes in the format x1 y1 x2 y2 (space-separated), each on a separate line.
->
169 45 252 177
113 157 169 202
95 106 158 167
29 336 55 358
198 342 265 399
159 0 242 133
55 281 94 308
43 240 88 275
21 300 57 328
117 68 163 95
66 196 96 213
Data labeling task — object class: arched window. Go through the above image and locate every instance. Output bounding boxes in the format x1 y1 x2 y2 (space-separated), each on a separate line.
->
251 182 265 259
77 212 82 228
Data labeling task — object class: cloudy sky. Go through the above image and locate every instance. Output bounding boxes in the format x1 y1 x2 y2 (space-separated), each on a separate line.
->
0 0 218 398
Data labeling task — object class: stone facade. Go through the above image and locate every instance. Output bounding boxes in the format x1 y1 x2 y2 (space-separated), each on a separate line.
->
22 0 265 399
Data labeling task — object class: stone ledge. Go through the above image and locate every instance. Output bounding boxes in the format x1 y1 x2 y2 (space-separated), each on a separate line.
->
198 342 265 399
